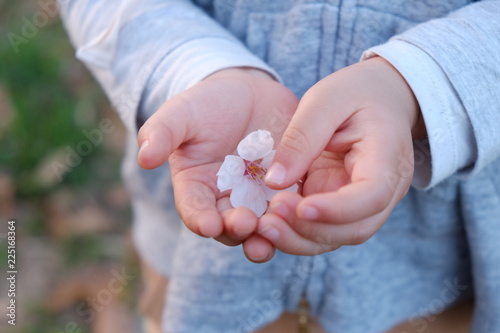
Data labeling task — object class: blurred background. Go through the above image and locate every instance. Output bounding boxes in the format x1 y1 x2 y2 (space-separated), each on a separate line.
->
1 1 142 332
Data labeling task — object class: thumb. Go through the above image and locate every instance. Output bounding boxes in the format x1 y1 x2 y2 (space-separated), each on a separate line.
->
264 88 340 188
137 96 192 169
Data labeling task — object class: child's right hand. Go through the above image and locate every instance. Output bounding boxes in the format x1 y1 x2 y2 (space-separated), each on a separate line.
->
254 57 426 259
137 67 298 262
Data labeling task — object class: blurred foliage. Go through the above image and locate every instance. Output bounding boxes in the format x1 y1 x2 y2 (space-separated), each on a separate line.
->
61 235 106 266
0 0 113 198
0 2 138 332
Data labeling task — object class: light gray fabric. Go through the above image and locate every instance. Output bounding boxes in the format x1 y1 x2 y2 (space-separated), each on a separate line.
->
59 0 500 332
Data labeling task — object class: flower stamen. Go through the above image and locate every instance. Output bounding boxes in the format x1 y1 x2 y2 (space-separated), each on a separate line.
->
216 130 298 217
244 159 267 183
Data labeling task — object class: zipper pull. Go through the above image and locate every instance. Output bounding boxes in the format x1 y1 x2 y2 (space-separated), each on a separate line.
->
297 296 310 333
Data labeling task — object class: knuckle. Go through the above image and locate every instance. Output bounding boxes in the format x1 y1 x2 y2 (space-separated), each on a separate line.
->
281 127 311 156
371 189 392 214
295 222 316 240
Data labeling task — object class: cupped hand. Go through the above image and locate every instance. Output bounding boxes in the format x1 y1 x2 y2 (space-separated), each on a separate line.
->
249 57 425 260
137 67 298 262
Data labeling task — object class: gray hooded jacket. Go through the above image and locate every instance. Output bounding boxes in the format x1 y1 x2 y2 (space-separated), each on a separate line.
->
60 1 500 332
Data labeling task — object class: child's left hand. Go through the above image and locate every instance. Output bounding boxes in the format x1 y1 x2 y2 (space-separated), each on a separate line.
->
244 57 425 260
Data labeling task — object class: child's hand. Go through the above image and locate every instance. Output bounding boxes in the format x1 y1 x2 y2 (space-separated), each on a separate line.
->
137 68 298 262
253 57 425 259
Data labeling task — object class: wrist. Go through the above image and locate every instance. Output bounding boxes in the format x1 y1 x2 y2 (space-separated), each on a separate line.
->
367 56 426 140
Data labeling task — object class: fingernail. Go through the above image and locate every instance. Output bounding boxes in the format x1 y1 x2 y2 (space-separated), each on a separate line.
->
250 252 270 262
300 205 320 220
265 162 286 185
139 139 149 153
269 201 289 219
259 225 280 242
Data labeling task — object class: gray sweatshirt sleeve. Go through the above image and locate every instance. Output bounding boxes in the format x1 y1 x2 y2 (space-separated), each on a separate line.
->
364 0 500 189
58 0 279 133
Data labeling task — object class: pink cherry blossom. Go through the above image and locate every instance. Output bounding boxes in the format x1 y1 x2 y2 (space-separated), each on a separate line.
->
217 130 298 216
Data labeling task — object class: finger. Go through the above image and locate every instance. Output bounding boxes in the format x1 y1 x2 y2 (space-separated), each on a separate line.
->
222 206 259 243
265 80 353 189
242 235 276 263
257 213 339 256
213 198 243 246
296 137 403 223
262 192 331 255
289 208 391 246
267 190 303 220
137 94 193 169
295 179 392 223
173 178 223 238
267 190 390 247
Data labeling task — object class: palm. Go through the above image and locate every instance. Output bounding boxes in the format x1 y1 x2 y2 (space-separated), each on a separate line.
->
302 151 350 196
142 70 298 239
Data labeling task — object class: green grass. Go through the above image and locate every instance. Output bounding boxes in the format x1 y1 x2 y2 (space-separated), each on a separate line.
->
0 0 112 183
60 235 107 266
0 16 108 197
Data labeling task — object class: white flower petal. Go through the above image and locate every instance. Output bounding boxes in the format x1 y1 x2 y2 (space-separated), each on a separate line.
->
263 182 299 201
261 150 275 169
230 177 268 217
237 130 274 161
263 186 281 202
217 155 245 191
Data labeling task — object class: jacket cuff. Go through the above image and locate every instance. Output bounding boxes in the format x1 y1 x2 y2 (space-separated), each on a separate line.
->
362 40 476 189
139 37 281 122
